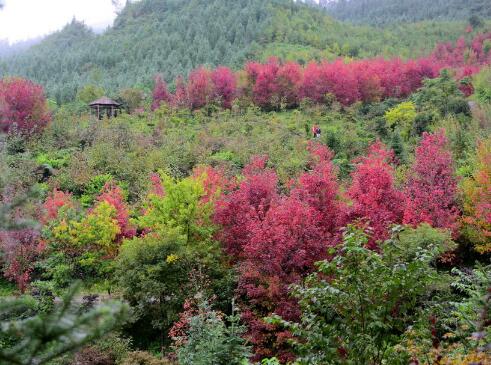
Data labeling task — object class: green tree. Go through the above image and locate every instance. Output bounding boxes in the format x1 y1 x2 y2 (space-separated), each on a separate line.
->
116 172 231 353
271 225 453 365
76 84 105 104
385 101 417 140
115 231 190 354
139 172 215 252
177 300 250 365
412 70 470 118
119 87 145 113
473 66 491 105
0 282 128 365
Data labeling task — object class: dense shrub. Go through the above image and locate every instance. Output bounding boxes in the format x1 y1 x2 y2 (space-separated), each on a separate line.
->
271 225 453 365
0 78 51 135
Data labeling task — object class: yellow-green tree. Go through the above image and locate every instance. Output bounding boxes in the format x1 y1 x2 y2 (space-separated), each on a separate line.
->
385 101 417 140
53 202 120 253
461 138 491 253
50 201 121 275
76 84 105 104
139 172 215 250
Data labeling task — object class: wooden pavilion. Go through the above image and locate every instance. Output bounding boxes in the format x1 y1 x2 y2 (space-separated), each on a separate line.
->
89 97 122 120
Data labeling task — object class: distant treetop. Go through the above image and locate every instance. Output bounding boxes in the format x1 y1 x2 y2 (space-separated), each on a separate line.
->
324 0 491 26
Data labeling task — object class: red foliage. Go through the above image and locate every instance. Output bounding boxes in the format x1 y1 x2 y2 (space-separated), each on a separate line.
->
0 229 43 293
403 130 460 236
239 196 327 362
187 67 213 110
214 145 345 361
249 59 280 110
300 57 439 105
193 165 235 204
290 142 347 236
352 60 384 103
151 75 171 111
172 76 189 108
348 141 404 247
169 299 199 348
146 32 491 113
211 66 236 109
214 156 278 259
96 182 135 240
0 77 51 135
42 189 74 224
149 172 165 197
275 62 303 108
455 65 480 96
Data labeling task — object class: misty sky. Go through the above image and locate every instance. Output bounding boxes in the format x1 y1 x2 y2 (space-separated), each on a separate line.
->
0 0 120 43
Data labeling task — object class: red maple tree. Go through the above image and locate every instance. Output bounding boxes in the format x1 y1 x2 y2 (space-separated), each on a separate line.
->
403 130 460 236
0 77 51 135
348 141 404 247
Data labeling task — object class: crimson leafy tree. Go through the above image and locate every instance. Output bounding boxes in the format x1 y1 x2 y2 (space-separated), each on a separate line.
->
151 75 171 111
348 141 405 248
215 144 346 362
403 130 460 236
214 156 278 259
0 228 43 293
0 77 51 135
211 66 236 109
187 67 213 110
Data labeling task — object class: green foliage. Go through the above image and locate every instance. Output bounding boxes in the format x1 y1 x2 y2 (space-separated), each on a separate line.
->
41 201 120 286
76 84 105 104
0 278 17 297
116 173 233 350
115 231 191 347
261 358 281 365
461 138 491 252
0 0 473 102
385 101 417 140
473 66 491 105
119 87 145 113
263 2 469 61
412 70 470 118
176 301 250 365
139 173 214 249
79 174 121 208
324 0 491 25
271 225 452 365
35 149 72 169
0 282 128 365
120 351 172 365
52 201 120 251
448 264 491 353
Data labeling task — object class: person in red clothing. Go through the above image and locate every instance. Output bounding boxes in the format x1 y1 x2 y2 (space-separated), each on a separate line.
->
312 124 321 138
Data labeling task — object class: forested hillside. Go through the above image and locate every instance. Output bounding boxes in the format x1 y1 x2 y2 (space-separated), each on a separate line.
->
0 0 271 103
324 0 491 25
1 1 491 364
0 0 476 103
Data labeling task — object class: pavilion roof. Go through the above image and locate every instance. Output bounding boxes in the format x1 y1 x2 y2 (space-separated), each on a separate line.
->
89 96 121 107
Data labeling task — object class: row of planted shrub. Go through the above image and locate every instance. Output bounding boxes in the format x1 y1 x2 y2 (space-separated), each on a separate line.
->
152 32 491 111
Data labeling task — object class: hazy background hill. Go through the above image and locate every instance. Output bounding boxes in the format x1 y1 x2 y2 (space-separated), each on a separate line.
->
323 0 491 25
0 0 487 103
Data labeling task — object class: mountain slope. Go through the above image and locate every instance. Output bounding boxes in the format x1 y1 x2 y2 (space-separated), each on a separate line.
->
0 0 473 103
0 0 272 103
324 0 491 25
